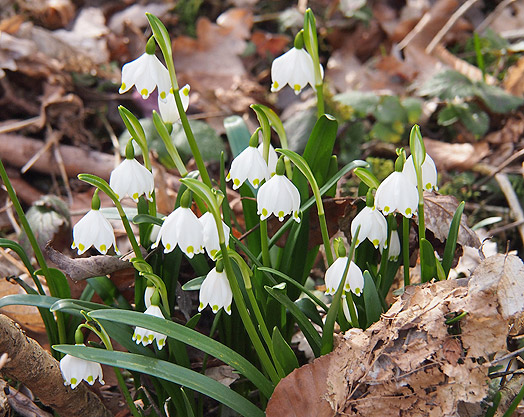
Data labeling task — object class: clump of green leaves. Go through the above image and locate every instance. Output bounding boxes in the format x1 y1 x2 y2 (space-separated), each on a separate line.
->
419 69 524 138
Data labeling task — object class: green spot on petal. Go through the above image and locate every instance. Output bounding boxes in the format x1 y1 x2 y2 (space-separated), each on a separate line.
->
262 208 268 217
278 210 284 218
210 249 217 257
273 81 279 89
233 178 240 187
166 243 171 250
160 91 166 99
406 208 412 215
136 334 142 341
132 192 139 200
159 339 165 346
293 84 301 92
384 206 390 213
183 88 189 96
78 243 85 252
99 244 106 253
226 305 231 313
199 302 204 309
187 246 194 254
87 375 94 383
426 183 431 190
355 288 361 295
212 305 219 313
70 378 77 385
120 83 126 90
140 88 148 97
253 178 259 187
372 239 379 247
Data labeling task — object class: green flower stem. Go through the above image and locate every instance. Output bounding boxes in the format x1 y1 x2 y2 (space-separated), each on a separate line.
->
259 219 271 267
113 199 143 260
276 149 334 265
228 252 285 378
81 321 141 417
315 84 324 119
0 157 67 344
220 243 280 385
152 110 188 177
416 179 425 244
320 226 359 355
403 216 410 287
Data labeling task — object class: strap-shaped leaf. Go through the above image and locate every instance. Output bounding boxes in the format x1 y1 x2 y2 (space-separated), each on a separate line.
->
53 345 264 417
88 309 273 398
442 201 465 278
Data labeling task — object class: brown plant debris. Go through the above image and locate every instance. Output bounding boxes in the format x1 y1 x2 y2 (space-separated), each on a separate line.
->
266 254 524 417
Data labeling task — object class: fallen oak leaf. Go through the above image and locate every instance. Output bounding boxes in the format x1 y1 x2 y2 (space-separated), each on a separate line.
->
45 245 131 281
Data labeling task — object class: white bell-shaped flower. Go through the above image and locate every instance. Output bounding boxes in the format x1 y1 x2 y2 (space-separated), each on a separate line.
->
72 209 119 255
342 297 358 323
257 173 301 222
325 256 364 297
271 47 322 95
119 51 171 101
382 229 401 261
132 304 167 350
257 143 278 176
351 206 388 249
199 267 233 315
60 346 105 389
144 285 155 308
198 212 230 260
402 154 438 191
227 145 270 190
158 84 190 123
151 206 204 258
375 171 419 218
109 158 154 202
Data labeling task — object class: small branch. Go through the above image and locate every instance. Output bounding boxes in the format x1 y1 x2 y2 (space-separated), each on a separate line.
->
0 314 113 417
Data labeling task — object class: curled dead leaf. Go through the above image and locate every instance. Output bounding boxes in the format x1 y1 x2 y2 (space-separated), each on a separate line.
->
267 254 524 417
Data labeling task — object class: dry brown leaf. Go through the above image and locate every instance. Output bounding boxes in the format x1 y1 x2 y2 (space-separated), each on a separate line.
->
424 137 490 171
504 56 524 96
267 254 524 417
423 193 481 247
45 246 131 282
251 31 290 57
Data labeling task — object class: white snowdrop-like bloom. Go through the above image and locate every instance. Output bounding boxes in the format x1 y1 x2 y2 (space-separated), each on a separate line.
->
132 304 167 350
384 229 401 261
60 346 104 389
226 146 270 190
158 84 190 123
402 154 438 191
257 173 301 222
199 267 233 315
109 158 154 202
119 52 171 101
144 286 155 308
72 210 119 255
271 47 322 95
375 171 419 218
198 212 230 260
351 206 388 249
257 143 278 176
342 297 358 323
325 257 364 297
151 207 204 258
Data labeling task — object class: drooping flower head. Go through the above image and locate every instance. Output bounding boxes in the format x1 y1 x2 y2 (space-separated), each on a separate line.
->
110 140 154 203
60 345 104 389
199 263 233 315
324 256 364 297
375 171 419 218
257 142 278 176
402 154 438 191
151 191 204 258
158 84 190 124
381 229 401 261
227 129 270 190
119 37 171 101
351 206 388 249
199 212 230 260
271 47 322 95
71 190 119 255
257 156 300 223
132 302 167 350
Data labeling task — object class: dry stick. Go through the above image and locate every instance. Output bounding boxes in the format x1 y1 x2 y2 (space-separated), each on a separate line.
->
397 13 432 50
476 0 517 34
48 128 74 206
426 0 480 54
494 172 524 244
475 148 524 188
0 314 113 417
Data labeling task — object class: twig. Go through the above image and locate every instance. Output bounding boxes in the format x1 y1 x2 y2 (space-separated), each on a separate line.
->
397 13 431 50
494 173 524 243
426 0 480 54
0 116 42 135
476 0 517 34
98 113 121 167
48 127 73 206
475 148 524 188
